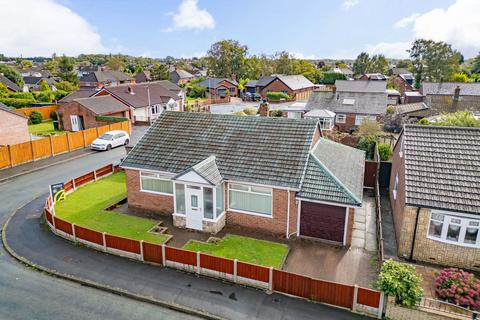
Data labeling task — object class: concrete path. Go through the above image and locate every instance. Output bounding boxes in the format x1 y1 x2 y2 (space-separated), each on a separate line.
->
351 190 377 253
380 189 398 259
4 196 371 320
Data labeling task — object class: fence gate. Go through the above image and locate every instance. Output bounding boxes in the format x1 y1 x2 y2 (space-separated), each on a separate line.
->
378 162 392 188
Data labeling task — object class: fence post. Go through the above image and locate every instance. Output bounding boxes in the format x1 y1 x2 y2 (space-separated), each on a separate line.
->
82 130 87 147
72 223 76 242
7 145 13 168
49 135 55 157
66 132 71 152
72 178 76 191
30 139 35 161
93 170 97 181
102 232 107 252
353 284 359 312
140 240 144 261
233 259 238 283
377 291 385 319
268 267 273 292
161 243 166 266
96 126 99 138
52 214 57 232
196 251 201 274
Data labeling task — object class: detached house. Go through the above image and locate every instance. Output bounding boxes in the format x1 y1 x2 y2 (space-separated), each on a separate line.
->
390 125 480 270
197 78 238 98
358 73 387 81
79 70 135 89
169 69 195 85
422 82 480 116
121 112 365 245
256 75 315 101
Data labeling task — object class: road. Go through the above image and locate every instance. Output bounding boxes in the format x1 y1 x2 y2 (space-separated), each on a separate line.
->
0 147 198 320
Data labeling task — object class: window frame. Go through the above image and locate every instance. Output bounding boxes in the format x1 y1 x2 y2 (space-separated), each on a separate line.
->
393 174 398 200
355 115 377 126
336 114 346 124
228 183 273 217
139 171 174 196
427 211 480 248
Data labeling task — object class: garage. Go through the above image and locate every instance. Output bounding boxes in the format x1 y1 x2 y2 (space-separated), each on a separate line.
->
299 201 347 243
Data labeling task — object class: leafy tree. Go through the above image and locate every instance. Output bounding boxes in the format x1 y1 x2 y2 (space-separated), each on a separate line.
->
20 60 33 70
378 143 392 161
0 64 24 87
434 111 480 127
274 51 295 75
358 118 381 139
38 79 51 91
395 59 413 70
43 57 58 74
10 92 34 99
29 111 43 124
472 52 480 74
353 52 370 76
206 40 248 79
357 137 376 160
34 91 54 103
320 72 347 84
0 83 8 98
57 55 78 84
54 80 78 92
418 118 430 125
107 56 125 71
369 54 389 75
150 63 169 81
452 72 470 82
238 78 249 91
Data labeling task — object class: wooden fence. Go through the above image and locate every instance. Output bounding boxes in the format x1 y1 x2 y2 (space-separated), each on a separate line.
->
0 121 130 170
43 164 384 319
13 105 59 119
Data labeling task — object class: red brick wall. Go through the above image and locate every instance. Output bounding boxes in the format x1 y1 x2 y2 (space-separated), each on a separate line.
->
335 114 381 132
389 134 406 248
346 208 355 247
0 111 29 145
125 169 174 215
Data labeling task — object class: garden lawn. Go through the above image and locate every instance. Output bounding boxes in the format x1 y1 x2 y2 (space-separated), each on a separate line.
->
54 172 168 244
28 120 62 135
183 234 289 268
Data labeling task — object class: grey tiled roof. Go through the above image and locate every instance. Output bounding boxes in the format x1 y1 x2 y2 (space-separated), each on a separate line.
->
72 95 129 115
174 155 223 185
0 102 28 118
80 71 133 83
306 90 387 115
403 125 480 214
422 82 480 96
298 139 365 206
58 89 96 103
197 78 238 89
244 80 257 88
394 102 428 115
122 112 318 189
335 80 386 93
0 74 21 92
255 75 314 91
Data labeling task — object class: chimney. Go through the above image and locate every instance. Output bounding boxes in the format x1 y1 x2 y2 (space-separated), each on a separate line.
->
258 100 269 117
127 86 134 95
454 85 460 100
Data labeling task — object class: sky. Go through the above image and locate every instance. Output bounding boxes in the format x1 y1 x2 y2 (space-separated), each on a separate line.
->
1 0 479 59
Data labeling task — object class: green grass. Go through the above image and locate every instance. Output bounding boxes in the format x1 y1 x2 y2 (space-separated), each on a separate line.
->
54 172 169 244
28 120 63 135
183 234 289 268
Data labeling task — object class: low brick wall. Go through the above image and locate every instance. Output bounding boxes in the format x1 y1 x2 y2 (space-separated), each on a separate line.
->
385 297 470 320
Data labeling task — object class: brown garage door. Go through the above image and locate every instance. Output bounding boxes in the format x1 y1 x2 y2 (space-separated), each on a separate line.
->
300 201 346 243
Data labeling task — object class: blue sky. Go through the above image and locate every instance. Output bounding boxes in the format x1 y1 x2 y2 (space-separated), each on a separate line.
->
2 0 479 59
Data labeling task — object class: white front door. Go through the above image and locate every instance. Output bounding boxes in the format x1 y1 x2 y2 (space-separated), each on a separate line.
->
185 186 203 230
70 115 80 131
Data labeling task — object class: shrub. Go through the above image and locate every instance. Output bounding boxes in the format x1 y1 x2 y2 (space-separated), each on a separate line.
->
52 90 68 101
375 259 423 307
266 91 290 101
0 98 35 108
186 85 205 98
270 109 283 117
34 91 54 103
9 92 34 99
378 143 392 161
54 80 79 92
29 111 43 124
242 107 258 115
319 72 347 84
435 268 480 310
357 137 376 160
386 105 395 114
233 111 247 116
418 118 429 125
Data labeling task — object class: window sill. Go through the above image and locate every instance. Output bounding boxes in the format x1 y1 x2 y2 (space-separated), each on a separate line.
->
427 235 479 248
227 208 273 218
140 189 174 197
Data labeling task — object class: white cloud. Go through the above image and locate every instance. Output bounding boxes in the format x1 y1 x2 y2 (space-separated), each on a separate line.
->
394 13 420 28
0 0 107 57
341 0 359 11
170 0 215 31
290 52 317 60
365 41 412 59
180 51 206 59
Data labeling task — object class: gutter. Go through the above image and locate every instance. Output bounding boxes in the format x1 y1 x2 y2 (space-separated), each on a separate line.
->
409 207 421 261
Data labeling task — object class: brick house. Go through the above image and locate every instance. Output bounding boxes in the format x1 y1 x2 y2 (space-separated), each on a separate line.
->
256 75 315 101
57 95 131 131
121 112 365 245
58 88 97 104
79 70 135 89
197 78 238 98
306 80 387 132
421 82 480 116
392 73 415 95
135 71 151 83
389 125 480 270
169 69 195 85
0 102 29 145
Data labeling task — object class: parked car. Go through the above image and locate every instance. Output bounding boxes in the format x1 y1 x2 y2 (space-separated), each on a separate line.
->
91 130 130 151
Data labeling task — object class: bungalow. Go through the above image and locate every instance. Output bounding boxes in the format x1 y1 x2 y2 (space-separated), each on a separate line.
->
422 82 480 116
306 80 387 132
256 75 315 101
0 102 29 145
92 81 185 123
121 112 365 245
58 88 97 104
197 78 238 98
79 70 135 89
170 69 195 85
22 76 57 92
389 125 480 270
0 74 21 92
244 80 258 94
57 95 131 131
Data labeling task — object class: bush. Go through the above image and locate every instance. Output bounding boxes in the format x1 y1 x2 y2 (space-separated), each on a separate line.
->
378 143 392 161
266 91 290 101
357 137 376 160
319 72 347 84
54 80 79 92
386 105 395 114
52 90 68 101
270 109 283 117
375 259 423 307
418 118 429 125
233 111 247 116
0 98 35 108
34 91 54 103
436 268 480 310
186 84 205 98
242 107 258 115
29 111 43 124
9 92 34 99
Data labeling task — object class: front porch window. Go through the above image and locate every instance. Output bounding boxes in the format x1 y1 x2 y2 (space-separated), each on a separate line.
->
229 183 272 216
216 183 224 216
318 117 334 130
203 187 214 219
175 183 185 214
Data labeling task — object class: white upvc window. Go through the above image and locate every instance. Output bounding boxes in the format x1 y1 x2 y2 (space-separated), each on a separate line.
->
393 174 398 200
228 183 272 216
336 114 346 124
319 117 334 130
151 104 164 115
140 171 173 195
428 211 480 247
355 115 377 125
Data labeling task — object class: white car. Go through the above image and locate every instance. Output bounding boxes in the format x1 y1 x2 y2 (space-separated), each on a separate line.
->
91 130 130 151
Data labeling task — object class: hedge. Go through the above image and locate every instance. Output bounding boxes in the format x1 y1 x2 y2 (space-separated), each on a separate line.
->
266 91 290 101
95 115 128 123
0 98 36 108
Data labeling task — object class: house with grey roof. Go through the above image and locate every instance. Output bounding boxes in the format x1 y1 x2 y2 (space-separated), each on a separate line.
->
169 69 195 85
421 82 480 116
306 80 387 132
56 95 131 131
121 112 365 245
358 73 387 81
0 74 21 92
197 78 239 98
390 125 480 269
256 75 315 101
79 70 135 89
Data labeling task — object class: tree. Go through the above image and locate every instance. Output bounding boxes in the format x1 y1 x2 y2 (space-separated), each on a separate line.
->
452 72 470 82
274 51 295 75
353 52 370 76
378 143 392 161
0 83 9 98
472 53 480 74
150 63 169 81
20 60 33 70
320 72 346 84
206 40 248 79
38 79 51 91
57 55 78 84
54 80 78 92
395 59 413 70
43 58 58 74
369 54 389 75
0 64 24 87
434 111 480 127
29 111 43 124
107 56 125 71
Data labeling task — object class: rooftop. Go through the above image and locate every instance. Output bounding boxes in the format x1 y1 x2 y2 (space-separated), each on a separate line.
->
335 80 386 93
71 95 129 115
422 82 480 96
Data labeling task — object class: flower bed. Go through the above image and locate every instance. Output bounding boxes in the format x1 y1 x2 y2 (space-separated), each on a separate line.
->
436 268 480 310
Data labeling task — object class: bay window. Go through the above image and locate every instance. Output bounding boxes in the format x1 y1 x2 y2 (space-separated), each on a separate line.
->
229 183 272 216
140 172 173 195
428 211 480 247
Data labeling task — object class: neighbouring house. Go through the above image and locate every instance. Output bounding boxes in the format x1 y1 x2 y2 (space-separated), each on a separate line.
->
332 67 354 80
22 76 57 92
389 67 411 76
276 102 307 119
0 102 29 145
256 75 315 101
92 81 185 123
358 73 387 81
170 69 195 85
57 95 131 132
58 88 97 104
0 74 22 92
79 70 135 89
392 102 429 121
197 78 239 98
244 80 258 94
387 89 401 105
392 73 415 95
421 82 480 116
306 80 388 132
403 91 423 104
389 125 480 270
121 112 365 245
135 70 151 83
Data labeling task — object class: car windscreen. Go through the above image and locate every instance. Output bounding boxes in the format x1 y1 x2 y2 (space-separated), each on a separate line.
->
99 134 113 140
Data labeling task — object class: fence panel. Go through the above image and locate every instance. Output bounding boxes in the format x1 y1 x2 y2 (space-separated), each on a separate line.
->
83 128 98 145
97 125 110 136
13 105 58 119
0 146 11 169
165 246 197 266
64 179 74 192
69 132 85 150
142 242 163 264
364 160 378 188
52 134 69 154
273 269 311 299
121 121 130 133
357 287 381 308
311 279 354 309
9 141 33 166
110 122 122 131
74 225 103 245
200 254 234 274
95 164 113 178
54 217 73 235
237 261 270 283
32 137 52 160
45 208 53 225
74 171 94 188
105 234 140 254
